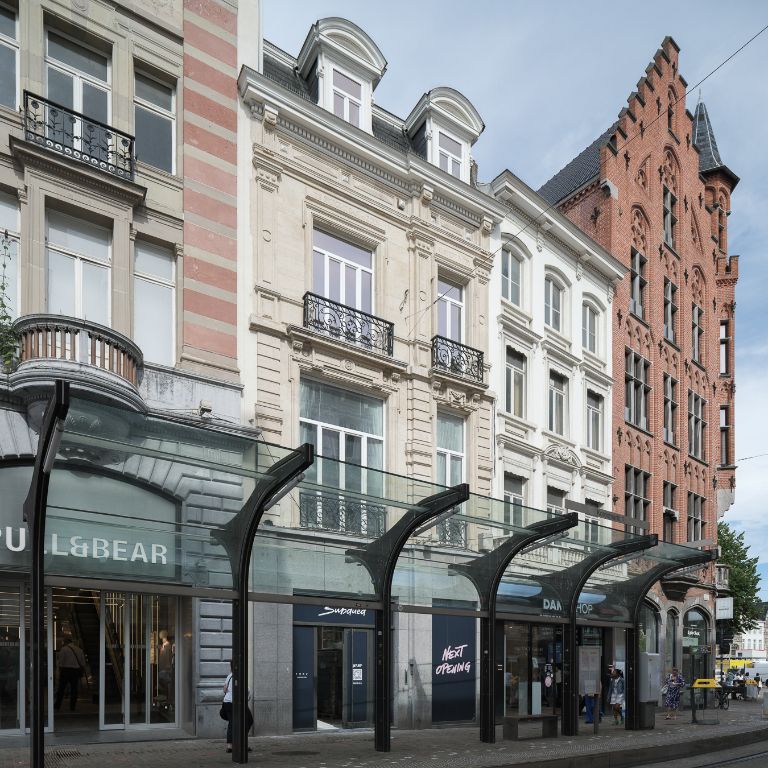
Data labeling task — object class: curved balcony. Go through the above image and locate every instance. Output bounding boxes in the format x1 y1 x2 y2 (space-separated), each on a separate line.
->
10 314 144 408
431 335 484 384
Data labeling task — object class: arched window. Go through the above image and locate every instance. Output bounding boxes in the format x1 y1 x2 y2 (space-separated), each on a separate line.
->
544 275 564 332
501 247 523 306
665 610 679 671
582 302 599 354
683 608 710 683
639 602 659 653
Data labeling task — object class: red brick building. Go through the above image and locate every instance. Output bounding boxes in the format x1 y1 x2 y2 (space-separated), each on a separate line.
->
539 37 738 677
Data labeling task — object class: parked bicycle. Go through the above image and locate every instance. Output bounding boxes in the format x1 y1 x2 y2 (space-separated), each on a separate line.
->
716 685 730 710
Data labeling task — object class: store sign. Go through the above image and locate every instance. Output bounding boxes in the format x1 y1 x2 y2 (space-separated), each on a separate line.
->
293 603 375 626
542 598 595 615
432 614 476 722
716 597 734 620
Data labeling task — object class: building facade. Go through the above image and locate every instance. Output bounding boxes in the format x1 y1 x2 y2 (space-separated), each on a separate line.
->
538 36 739 683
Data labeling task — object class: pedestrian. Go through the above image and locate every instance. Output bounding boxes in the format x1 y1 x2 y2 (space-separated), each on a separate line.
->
608 668 625 725
756 673 762 697
54 637 86 712
221 662 253 754
663 667 685 720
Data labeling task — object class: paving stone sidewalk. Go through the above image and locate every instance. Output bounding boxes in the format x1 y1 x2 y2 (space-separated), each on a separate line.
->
2 700 767 768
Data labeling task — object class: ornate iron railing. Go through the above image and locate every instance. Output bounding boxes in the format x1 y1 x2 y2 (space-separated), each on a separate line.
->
431 335 484 383
303 292 394 357
23 91 135 181
299 491 386 537
436 517 467 548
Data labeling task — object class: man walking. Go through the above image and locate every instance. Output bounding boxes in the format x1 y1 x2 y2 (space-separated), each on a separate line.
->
55 638 86 712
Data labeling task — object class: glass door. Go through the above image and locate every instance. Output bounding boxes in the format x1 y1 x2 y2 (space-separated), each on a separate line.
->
101 592 125 729
342 628 372 727
532 625 561 715
0 586 21 731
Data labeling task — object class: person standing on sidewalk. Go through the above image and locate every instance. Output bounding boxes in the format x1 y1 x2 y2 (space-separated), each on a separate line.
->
222 662 253 754
608 668 625 725
54 637 86 712
663 667 685 720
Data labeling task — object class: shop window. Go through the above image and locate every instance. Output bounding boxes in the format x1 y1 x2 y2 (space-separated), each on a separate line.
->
0 190 19 318
133 241 175 366
134 71 176 173
0 4 18 109
665 611 679 671
505 347 525 418
683 609 709 684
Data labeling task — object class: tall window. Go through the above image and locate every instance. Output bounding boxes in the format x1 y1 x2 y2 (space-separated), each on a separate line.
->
436 412 465 545
300 379 384 534
663 279 677 343
313 229 373 313
46 31 110 129
548 371 567 435
625 466 651 533
663 185 677 249
688 391 706 461
687 492 705 542
504 474 524 527
582 303 598 354
546 487 565 518
332 68 361 128
720 406 730 466
584 499 602 544
630 249 647 319
437 131 462 178
46 209 111 326
134 241 175 366
505 347 525 418
0 5 18 109
586 390 602 451
0 190 19 318
720 321 730 374
663 482 677 543
134 72 175 173
544 276 562 332
501 248 521 306
692 303 704 364
663 374 677 445
717 203 726 251
625 350 650 431
437 278 463 342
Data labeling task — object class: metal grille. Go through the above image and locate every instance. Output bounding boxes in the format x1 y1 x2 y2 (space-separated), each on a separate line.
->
299 491 385 537
436 517 467 547
431 335 483 383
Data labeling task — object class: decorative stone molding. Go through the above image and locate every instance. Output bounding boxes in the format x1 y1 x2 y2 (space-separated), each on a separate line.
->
480 215 493 235
263 103 279 130
543 443 582 468
420 184 434 205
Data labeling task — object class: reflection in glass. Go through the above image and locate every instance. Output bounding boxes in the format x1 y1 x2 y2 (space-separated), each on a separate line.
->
0 587 20 730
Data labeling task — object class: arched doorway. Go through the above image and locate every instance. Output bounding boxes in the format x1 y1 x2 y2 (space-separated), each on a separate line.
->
682 608 710 684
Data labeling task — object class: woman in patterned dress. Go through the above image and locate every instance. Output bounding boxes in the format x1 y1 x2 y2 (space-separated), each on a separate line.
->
664 667 685 720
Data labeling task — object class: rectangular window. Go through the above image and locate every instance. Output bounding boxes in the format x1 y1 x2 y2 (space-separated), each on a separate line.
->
501 249 521 306
505 347 525 418
663 374 677 445
548 371 567 435
663 481 677 543
625 465 651 533
544 277 562 332
625 349 650 431
582 303 598 354
584 500 602 544
664 279 677 343
663 185 677 249
688 390 706 461
0 190 20 318
436 411 466 546
312 229 373 313
546 487 565 518
134 72 175 173
0 5 18 109
503 474 525 527
134 241 175 366
437 277 463 343
720 321 730 374
692 303 704 364
687 492 705 542
332 68 362 128
438 131 462 178
586 390 602 452
630 249 647 319
720 405 730 466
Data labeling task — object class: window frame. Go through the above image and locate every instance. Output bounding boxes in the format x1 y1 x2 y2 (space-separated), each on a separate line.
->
312 228 374 314
663 185 677 250
436 128 463 179
720 405 730 466
0 189 20 318
582 302 598 355
663 278 678 344
0 2 19 111
331 66 363 128
625 349 651 431
663 374 677 445
720 320 730 375
663 481 677 543
133 68 177 174
546 487 566 519
548 370 567 436
586 389 602 452
544 275 563 332
436 277 464 343
501 247 522 307
692 303 704 364
436 411 465 486
686 492 706 542
504 346 526 419
629 248 647 320
133 240 176 366
625 465 651 534
503 473 525 527
688 390 707 461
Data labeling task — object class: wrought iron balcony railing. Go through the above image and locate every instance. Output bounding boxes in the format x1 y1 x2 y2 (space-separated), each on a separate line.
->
431 335 484 384
23 91 135 181
299 491 386 538
436 517 467 548
303 292 394 357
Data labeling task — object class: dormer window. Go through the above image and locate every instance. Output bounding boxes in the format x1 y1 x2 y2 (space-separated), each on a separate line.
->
332 68 362 128
438 131 462 178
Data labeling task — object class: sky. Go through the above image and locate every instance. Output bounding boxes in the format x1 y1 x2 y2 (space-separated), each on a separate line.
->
262 1 768 595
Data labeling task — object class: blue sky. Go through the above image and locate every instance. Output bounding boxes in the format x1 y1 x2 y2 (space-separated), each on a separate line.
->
263 1 768 595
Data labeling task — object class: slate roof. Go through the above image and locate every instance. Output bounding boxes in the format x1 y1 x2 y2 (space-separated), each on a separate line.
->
537 124 616 206
692 101 723 172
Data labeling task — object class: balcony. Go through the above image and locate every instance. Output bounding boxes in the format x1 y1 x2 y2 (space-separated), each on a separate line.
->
22 91 135 181
11 315 143 403
303 292 394 357
299 491 386 537
431 335 484 384
436 517 467 548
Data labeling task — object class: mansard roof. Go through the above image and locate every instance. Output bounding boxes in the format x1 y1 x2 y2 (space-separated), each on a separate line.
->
692 100 739 189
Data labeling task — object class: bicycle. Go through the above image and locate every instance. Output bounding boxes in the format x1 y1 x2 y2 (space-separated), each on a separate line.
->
715 686 730 710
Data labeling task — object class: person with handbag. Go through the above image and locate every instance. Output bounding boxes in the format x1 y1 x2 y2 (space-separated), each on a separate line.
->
221 661 254 753
54 637 86 712
608 667 625 725
663 667 685 720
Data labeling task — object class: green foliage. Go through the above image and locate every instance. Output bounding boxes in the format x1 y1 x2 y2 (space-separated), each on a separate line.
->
0 231 18 370
718 521 762 635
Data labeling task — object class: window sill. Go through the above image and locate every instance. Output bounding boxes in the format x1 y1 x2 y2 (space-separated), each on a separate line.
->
624 420 653 438
500 298 532 326
542 430 576 448
582 349 606 369
718 372 732 379
668 128 681 146
628 310 650 330
661 241 680 260
135 161 183 188
688 453 709 468
663 439 679 451
717 464 737 471
691 359 706 374
662 335 680 352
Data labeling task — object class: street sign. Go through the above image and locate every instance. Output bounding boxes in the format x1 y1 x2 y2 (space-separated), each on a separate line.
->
716 597 734 620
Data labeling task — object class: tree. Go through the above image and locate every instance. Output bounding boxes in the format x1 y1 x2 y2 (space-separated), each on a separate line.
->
718 521 762 636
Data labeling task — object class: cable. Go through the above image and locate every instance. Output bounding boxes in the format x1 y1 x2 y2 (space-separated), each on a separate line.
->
735 452 768 463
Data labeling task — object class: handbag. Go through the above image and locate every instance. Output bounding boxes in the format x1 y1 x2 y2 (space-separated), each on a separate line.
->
661 684 668 695
219 704 229 721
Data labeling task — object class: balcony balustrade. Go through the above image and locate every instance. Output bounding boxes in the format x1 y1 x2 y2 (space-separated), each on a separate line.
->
303 292 394 357
23 91 135 181
299 490 386 537
436 517 467 548
431 335 484 384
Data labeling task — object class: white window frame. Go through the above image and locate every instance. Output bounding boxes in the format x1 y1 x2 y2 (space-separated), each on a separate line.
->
436 412 465 486
586 390 602 452
134 69 176 174
544 276 563 332
546 487 566 518
548 370 567 436
0 191 20 318
501 247 522 306
436 128 463 179
504 346 526 418
331 66 362 128
437 277 464 343
582 302 598 354
0 3 19 111
133 241 176 366
503 474 525 527
312 230 374 313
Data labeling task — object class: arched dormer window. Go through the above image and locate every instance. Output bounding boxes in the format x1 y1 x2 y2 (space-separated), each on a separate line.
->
501 246 523 306
544 274 565 333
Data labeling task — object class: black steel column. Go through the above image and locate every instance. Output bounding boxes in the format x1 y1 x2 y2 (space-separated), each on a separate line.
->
561 618 578 736
23 381 70 768
625 625 640 729
479 612 494 742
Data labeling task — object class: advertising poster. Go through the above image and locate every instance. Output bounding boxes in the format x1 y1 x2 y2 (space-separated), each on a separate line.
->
432 614 476 722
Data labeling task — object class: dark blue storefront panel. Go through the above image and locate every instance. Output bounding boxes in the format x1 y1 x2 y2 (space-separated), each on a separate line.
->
292 625 315 729
344 629 370 723
432 614 476 722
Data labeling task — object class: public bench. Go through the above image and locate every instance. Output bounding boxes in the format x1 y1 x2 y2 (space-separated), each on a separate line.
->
502 714 559 740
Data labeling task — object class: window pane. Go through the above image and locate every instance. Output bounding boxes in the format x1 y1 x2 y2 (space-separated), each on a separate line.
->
135 241 173 281
81 261 109 325
348 101 360 128
508 255 520 305
437 298 447 337
135 73 173 111
344 264 357 308
439 153 448 172
438 132 462 157
332 69 361 99
299 380 383 436
360 270 372 314
313 230 372 269
333 92 345 119
47 210 110 262
134 278 173 365
1 236 18 318
437 279 462 302
450 455 463 486
135 105 173 173
47 66 74 110
47 250 76 315
82 82 108 123
0 6 14 38
312 250 324 293
450 303 461 342
48 33 108 82
0 191 18 232
437 413 463 453
0 44 15 109
436 452 447 486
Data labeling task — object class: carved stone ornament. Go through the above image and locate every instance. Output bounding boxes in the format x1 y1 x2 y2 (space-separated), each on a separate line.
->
263 104 278 129
543 443 582 468
420 184 434 205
